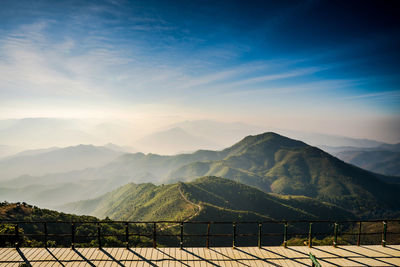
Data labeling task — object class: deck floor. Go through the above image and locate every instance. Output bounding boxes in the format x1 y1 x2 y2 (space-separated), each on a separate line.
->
0 245 399 266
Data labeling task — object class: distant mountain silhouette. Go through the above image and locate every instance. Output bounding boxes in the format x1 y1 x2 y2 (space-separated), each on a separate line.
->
0 144 123 180
1 132 398 217
134 127 219 154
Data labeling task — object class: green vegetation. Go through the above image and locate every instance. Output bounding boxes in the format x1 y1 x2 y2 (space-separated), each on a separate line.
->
286 220 400 246
0 202 154 247
3 132 399 218
64 176 353 222
62 183 197 221
166 133 400 216
62 176 355 246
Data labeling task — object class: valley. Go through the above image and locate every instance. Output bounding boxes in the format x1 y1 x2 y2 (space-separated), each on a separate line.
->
0 132 398 219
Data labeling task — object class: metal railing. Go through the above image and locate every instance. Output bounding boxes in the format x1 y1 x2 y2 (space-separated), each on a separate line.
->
1 219 399 248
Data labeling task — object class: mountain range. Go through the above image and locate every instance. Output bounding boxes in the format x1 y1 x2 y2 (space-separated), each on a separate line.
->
321 143 400 176
164 132 400 216
0 144 123 180
60 176 356 246
1 118 393 157
134 127 221 154
1 132 398 218
61 176 354 222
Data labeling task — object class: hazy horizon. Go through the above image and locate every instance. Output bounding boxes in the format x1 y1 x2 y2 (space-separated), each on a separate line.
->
0 117 397 156
1 0 400 149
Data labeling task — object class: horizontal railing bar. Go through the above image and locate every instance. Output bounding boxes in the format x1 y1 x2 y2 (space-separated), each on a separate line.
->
2 219 400 224
3 231 400 238
4 231 400 238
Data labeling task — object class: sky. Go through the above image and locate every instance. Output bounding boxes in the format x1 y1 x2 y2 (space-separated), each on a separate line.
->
0 0 400 143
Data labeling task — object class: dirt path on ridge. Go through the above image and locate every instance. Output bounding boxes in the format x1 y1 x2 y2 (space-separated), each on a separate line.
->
158 186 202 231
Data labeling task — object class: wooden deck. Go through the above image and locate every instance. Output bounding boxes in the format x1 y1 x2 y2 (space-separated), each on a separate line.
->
0 245 400 266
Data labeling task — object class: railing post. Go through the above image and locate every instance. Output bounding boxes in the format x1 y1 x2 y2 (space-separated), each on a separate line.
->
232 222 236 249
308 222 313 248
357 221 362 246
71 223 75 249
97 223 102 249
333 222 338 248
15 224 19 249
258 222 262 248
382 221 387 247
180 222 184 249
125 222 129 249
206 223 210 249
44 222 48 248
283 222 288 248
153 222 157 248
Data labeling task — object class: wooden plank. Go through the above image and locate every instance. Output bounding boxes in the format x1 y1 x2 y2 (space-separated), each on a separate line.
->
136 247 147 267
259 246 291 266
26 248 50 264
0 248 13 259
0 248 17 262
5 248 23 262
250 247 280 267
50 247 69 261
138 247 151 267
337 246 393 266
18 247 35 259
238 247 263 267
209 247 231 267
313 246 367 266
278 246 306 267
1 245 400 266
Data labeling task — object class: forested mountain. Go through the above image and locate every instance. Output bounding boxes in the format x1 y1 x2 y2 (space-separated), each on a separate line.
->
335 150 400 176
61 176 353 222
0 202 153 247
1 132 399 217
59 176 356 246
166 133 400 216
321 143 400 177
0 148 224 207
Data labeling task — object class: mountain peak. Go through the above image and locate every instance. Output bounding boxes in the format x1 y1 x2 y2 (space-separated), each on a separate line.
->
223 131 308 156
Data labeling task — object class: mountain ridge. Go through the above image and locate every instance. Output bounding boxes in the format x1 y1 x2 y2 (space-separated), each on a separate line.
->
1 132 399 217
60 176 354 222
165 132 400 215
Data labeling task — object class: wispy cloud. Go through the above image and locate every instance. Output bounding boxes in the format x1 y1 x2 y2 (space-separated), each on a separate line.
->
341 90 400 101
218 78 363 98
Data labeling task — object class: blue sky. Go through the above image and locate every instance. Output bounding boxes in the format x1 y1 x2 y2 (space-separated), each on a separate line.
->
0 0 399 142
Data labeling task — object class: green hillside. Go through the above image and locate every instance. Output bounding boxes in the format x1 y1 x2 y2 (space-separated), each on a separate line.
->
0 148 225 207
2 132 399 217
183 177 353 220
167 133 400 216
0 202 153 247
62 176 353 222
62 183 197 221
61 176 354 246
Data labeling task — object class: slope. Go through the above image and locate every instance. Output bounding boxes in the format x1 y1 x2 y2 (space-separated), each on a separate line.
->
0 148 225 208
0 202 152 247
61 183 198 221
167 132 400 216
61 176 353 222
335 150 400 176
2 132 399 216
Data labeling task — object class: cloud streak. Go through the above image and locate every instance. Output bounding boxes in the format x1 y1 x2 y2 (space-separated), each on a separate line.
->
0 0 399 143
